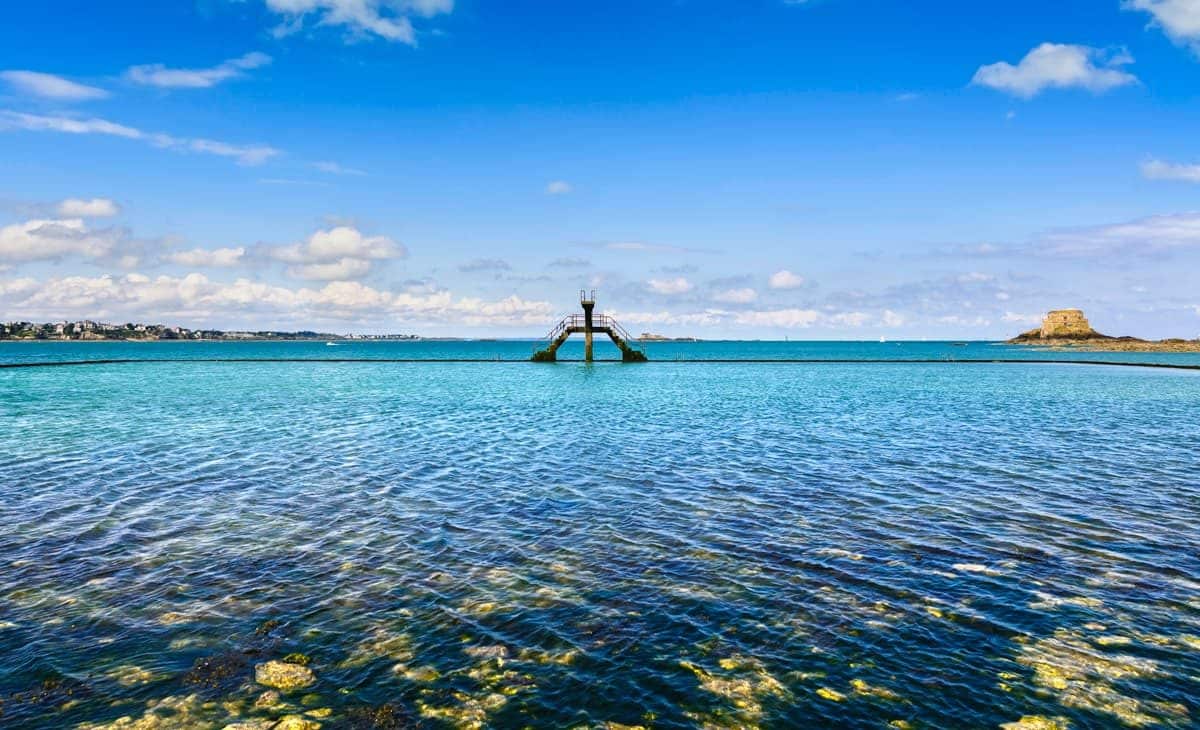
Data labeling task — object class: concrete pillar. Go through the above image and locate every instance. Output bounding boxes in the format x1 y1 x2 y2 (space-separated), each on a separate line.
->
581 298 595 362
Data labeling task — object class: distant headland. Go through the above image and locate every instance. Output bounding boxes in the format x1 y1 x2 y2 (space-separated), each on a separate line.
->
0 320 418 342
639 332 701 342
1008 309 1200 352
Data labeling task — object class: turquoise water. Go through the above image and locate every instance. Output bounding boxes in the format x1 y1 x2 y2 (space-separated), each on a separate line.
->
4 338 1200 366
1 344 1198 728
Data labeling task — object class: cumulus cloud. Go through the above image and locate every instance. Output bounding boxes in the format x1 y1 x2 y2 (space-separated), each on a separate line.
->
0 111 280 166
545 180 573 195
1125 0 1200 51
972 43 1137 98
0 70 108 100
1141 159 1200 182
287 258 373 280
0 218 122 262
713 287 757 304
768 269 806 289
0 272 551 327
57 198 120 218
647 277 693 294
262 0 454 44
268 225 405 280
126 53 272 89
165 247 247 268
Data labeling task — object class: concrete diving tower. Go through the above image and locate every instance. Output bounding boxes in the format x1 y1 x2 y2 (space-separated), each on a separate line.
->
532 290 648 362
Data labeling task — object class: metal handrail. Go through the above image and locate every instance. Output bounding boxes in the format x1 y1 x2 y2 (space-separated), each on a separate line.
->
541 312 645 352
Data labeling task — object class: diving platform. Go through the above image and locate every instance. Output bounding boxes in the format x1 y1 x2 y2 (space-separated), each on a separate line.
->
532 290 647 362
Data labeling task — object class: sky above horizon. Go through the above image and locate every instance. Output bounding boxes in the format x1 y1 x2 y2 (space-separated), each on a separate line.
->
3 0 1200 338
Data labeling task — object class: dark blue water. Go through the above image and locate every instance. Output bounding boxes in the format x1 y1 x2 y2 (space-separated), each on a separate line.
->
0 345 1197 729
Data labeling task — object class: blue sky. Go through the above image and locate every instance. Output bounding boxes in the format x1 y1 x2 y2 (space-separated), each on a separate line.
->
3 0 1200 338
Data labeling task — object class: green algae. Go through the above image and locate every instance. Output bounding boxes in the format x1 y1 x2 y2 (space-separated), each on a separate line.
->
1000 716 1071 730
254 660 317 692
680 657 790 728
337 627 414 669
1014 628 1190 727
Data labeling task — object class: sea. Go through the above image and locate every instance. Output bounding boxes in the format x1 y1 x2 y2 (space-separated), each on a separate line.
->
0 340 1197 729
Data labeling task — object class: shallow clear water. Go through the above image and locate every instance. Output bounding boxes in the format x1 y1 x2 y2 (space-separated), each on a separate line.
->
1 346 1198 728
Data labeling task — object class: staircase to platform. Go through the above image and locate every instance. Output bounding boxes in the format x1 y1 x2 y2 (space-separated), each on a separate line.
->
532 292 647 362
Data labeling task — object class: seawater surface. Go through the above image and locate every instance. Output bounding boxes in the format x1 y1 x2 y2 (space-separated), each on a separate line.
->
1 344 1198 729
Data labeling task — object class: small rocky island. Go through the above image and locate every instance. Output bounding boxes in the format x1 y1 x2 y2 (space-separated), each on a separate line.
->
1008 309 1200 352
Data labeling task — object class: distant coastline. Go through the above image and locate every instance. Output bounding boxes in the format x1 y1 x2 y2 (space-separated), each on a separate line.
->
0 320 418 342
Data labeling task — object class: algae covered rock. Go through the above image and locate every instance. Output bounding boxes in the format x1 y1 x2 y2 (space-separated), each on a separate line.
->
255 660 316 691
274 715 321 730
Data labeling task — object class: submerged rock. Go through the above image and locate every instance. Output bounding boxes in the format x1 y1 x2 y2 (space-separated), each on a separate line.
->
344 703 413 728
255 661 316 691
1000 717 1070 730
185 652 252 690
274 715 321 730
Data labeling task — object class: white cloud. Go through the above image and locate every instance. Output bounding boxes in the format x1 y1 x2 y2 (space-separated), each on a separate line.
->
262 0 454 44
1002 312 1042 325
165 247 246 268
57 198 120 218
0 111 140 138
647 277 693 295
828 311 870 327
972 43 1137 98
610 309 730 328
0 276 36 295
545 180 573 195
735 308 822 328
313 161 366 176
1036 212 1200 256
268 225 405 280
713 287 757 303
768 269 806 289
0 70 108 100
288 257 373 280
0 218 120 262
126 53 271 89
881 309 906 327
272 226 402 262
0 272 551 327
0 111 280 166
937 315 993 328
1125 0 1200 51
1141 159 1200 182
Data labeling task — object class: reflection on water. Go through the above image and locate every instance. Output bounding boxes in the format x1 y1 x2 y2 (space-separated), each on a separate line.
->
0 358 1197 728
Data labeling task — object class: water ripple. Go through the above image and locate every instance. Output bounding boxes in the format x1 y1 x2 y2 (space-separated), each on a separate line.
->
0 360 1197 728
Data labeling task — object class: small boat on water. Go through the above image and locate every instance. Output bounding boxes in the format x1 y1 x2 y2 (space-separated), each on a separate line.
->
325 342 338 347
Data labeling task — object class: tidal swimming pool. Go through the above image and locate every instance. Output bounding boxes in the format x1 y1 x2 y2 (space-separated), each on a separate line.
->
1 358 1197 728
